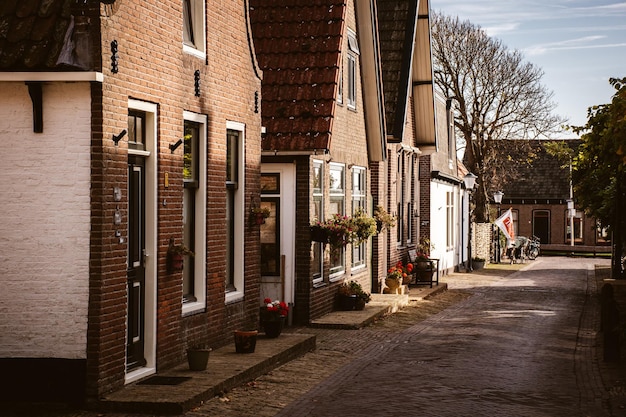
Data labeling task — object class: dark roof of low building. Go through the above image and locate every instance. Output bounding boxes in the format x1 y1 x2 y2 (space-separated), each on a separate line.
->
499 139 581 201
0 0 97 71
249 0 345 151
376 0 417 141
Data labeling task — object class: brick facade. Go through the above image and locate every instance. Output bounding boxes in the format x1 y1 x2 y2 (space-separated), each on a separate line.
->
1 0 262 401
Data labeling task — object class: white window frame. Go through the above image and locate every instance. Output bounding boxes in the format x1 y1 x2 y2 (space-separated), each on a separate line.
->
182 0 206 59
337 63 343 105
446 191 454 249
351 166 367 270
329 163 346 278
346 29 359 110
396 152 405 245
182 111 207 316
313 160 325 285
225 121 245 304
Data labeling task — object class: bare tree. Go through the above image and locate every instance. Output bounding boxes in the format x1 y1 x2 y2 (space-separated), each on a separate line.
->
431 12 566 222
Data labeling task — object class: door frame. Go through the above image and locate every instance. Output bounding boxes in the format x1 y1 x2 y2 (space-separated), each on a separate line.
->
125 99 157 384
260 163 295 306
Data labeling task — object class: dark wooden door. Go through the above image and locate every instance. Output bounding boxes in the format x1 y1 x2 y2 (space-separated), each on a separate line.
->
127 156 146 370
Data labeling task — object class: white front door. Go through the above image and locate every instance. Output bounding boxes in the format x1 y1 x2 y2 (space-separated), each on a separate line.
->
260 164 295 306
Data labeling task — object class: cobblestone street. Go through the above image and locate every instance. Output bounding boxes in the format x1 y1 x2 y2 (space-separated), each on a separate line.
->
8 256 626 417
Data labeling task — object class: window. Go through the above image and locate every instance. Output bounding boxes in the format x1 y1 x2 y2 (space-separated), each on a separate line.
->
396 152 405 245
337 64 343 105
566 209 584 244
182 112 207 315
183 0 206 58
128 111 145 151
225 122 245 301
312 161 324 283
408 155 416 243
596 221 610 244
329 163 345 276
446 191 454 248
352 167 366 269
533 210 549 244
346 29 359 110
261 174 280 276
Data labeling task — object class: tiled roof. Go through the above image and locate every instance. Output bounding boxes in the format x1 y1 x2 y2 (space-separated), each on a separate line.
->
249 0 345 151
0 0 78 70
377 0 416 141
0 0 99 72
499 139 581 200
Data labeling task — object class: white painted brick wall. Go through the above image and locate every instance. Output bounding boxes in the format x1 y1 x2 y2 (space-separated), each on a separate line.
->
0 82 91 359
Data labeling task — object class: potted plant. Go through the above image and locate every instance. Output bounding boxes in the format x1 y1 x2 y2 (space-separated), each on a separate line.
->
387 261 414 290
337 281 371 311
412 237 435 281
472 256 486 270
251 206 271 225
351 209 378 244
374 205 396 232
260 298 289 338
186 344 211 371
167 241 194 272
310 214 357 251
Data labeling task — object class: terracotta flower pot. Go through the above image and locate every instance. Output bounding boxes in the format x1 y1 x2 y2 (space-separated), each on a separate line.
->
385 277 402 294
234 330 258 353
187 348 211 371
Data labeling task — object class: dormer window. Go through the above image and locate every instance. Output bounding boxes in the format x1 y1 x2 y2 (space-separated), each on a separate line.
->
183 0 206 58
346 30 359 110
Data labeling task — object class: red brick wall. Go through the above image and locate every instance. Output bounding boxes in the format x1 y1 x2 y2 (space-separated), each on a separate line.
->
89 1 262 397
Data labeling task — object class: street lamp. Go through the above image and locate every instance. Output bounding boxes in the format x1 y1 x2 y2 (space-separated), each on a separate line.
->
463 173 477 271
493 191 504 263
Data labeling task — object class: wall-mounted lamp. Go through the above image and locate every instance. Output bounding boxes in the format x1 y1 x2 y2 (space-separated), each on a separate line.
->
194 70 201 97
463 172 477 191
110 40 118 73
493 190 504 204
170 138 183 153
112 129 127 146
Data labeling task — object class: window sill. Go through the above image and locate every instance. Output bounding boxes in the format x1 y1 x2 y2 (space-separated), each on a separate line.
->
182 300 205 317
183 44 206 60
313 280 327 290
225 290 244 304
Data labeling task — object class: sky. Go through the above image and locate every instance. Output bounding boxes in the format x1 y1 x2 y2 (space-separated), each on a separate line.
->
431 0 626 136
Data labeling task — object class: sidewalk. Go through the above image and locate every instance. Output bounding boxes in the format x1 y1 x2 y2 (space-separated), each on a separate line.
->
95 283 447 414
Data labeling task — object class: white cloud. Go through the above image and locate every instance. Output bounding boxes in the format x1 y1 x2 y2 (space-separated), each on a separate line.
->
524 35 626 55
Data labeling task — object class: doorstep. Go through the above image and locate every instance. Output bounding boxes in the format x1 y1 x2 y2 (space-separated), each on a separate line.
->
309 283 447 330
94 333 316 415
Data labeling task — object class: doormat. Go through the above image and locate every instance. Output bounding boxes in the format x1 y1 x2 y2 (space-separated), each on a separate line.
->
137 376 191 386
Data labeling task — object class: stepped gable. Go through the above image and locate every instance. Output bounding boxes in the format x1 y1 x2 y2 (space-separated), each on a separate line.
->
249 0 345 151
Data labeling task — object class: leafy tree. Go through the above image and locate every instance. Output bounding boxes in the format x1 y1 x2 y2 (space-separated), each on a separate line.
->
431 13 565 222
571 78 626 278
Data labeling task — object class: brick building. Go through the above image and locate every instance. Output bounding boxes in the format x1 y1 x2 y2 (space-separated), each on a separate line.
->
250 0 386 322
0 0 262 402
493 139 610 255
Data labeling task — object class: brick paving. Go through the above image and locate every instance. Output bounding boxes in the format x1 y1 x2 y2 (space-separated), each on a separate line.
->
6 257 626 416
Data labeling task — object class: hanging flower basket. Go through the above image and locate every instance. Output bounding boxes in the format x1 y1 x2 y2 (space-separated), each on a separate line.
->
310 224 330 243
251 206 271 225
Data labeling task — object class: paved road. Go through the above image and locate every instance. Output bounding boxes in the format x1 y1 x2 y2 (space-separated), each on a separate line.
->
274 257 610 417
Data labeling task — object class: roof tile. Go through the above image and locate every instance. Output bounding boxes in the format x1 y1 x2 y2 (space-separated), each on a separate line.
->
250 0 345 151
